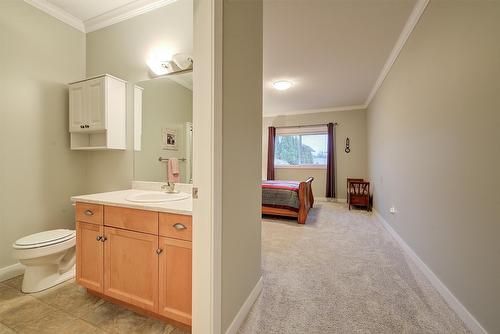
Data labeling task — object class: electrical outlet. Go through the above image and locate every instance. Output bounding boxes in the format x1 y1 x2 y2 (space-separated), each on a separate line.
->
389 207 397 214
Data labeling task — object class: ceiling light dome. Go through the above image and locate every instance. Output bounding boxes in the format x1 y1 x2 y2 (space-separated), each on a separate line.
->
273 80 293 91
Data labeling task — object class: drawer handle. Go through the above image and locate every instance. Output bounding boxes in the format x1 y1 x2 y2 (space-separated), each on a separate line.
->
172 223 186 230
156 248 163 255
84 209 94 216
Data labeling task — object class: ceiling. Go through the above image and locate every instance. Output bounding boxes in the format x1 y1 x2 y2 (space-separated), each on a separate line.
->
168 73 193 91
264 0 417 116
29 0 422 116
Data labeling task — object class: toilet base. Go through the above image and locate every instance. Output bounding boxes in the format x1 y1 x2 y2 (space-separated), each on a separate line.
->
22 264 76 293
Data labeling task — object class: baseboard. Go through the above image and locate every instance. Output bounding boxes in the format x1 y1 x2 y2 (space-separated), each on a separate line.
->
0 263 24 282
316 197 347 203
225 276 263 334
373 210 487 334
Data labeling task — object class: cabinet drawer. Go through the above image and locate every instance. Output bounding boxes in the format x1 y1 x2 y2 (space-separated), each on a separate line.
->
159 213 192 241
76 203 103 225
104 206 158 235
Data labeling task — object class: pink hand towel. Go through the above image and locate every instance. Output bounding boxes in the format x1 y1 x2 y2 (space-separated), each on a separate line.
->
167 158 180 183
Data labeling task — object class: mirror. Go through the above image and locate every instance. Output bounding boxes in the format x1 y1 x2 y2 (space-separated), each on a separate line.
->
133 73 193 183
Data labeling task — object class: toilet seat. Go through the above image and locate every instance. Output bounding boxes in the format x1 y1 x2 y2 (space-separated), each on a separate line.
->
13 229 76 250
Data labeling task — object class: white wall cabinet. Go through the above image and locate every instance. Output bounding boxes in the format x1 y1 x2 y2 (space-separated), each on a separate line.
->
69 74 126 150
69 82 86 132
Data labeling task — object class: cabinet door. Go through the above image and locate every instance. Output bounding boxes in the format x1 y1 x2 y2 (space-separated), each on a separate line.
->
76 222 103 292
86 77 106 131
158 237 192 325
104 227 159 312
69 83 86 132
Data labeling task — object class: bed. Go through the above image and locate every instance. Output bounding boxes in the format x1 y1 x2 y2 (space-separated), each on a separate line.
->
261 177 314 224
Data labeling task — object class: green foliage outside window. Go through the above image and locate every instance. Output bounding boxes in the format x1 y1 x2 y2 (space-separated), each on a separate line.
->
275 135 314 165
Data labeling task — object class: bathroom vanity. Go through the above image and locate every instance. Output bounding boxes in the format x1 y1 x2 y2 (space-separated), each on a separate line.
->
70 70 195 327
71 188 192 327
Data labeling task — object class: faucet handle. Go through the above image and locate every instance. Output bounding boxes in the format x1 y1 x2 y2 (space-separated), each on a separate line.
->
161 184 169 191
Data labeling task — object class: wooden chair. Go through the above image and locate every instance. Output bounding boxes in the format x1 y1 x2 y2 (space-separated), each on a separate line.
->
348 181 370 211
347 178 364 204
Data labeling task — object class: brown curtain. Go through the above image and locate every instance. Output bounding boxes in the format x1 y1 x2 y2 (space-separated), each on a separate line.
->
326 123 336 197
267 126 276 180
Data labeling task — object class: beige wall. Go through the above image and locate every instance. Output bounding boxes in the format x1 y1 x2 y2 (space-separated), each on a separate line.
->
275 168 327 199
134 78 192 183
263 109 367 199
85 0 193 193
367 1 500 333
221 0 263 332
0 1 86 267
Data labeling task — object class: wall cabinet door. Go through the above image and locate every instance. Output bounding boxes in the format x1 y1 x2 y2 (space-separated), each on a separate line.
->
158 237 192 325
76 222 103 292
69 83 86 132
86 77 106 131
104 227 159 312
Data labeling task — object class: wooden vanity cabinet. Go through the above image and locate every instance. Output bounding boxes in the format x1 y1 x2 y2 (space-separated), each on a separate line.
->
76 221 104 292
104 226 159 312
158 237 192 324
75 203 192 326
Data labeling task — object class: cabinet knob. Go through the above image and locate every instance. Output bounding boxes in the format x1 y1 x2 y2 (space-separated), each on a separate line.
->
156 248 163 255
100 236 107 242
172 223 186 230
85 124 90 128
96 235 102 241
80 125 85 129
84 209 94 216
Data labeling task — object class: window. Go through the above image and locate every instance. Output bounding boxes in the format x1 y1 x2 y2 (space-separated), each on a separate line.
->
275 131 328 168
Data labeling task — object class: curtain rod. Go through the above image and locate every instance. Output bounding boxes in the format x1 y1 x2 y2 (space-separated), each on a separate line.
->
274 123 338 129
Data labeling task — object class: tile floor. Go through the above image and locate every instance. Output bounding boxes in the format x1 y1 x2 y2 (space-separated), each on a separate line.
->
0 275 190 334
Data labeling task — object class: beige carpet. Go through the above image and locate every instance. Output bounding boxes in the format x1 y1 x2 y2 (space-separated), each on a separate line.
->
238 202 470 334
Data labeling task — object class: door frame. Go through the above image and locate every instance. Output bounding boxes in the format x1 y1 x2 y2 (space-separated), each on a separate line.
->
192 0 223 333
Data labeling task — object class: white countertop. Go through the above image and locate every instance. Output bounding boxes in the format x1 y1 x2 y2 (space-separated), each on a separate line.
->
71 189 192 215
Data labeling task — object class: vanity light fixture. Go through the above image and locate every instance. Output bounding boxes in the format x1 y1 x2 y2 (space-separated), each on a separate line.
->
147 53 193 76
272 80 293 91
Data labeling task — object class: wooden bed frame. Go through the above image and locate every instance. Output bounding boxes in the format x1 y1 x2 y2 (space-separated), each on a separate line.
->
262 177 314 224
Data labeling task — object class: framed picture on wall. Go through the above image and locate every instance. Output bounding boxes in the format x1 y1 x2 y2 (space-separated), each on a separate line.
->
162 128 178 150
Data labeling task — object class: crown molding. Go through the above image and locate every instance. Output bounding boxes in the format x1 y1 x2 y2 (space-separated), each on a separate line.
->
264 104 366 117
24 0 85 32
24 0 180 34
85 0 179 33
364 0 430 108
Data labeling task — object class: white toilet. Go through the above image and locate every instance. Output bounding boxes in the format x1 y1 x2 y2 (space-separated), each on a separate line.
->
13 229 76 293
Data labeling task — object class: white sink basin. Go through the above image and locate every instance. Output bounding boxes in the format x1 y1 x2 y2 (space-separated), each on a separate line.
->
125 191 190 203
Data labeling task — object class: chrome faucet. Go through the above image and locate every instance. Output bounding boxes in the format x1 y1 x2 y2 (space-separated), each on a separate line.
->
161 182 176 193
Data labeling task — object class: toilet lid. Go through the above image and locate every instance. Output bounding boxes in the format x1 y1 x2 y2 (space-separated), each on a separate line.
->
14 229 75 249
